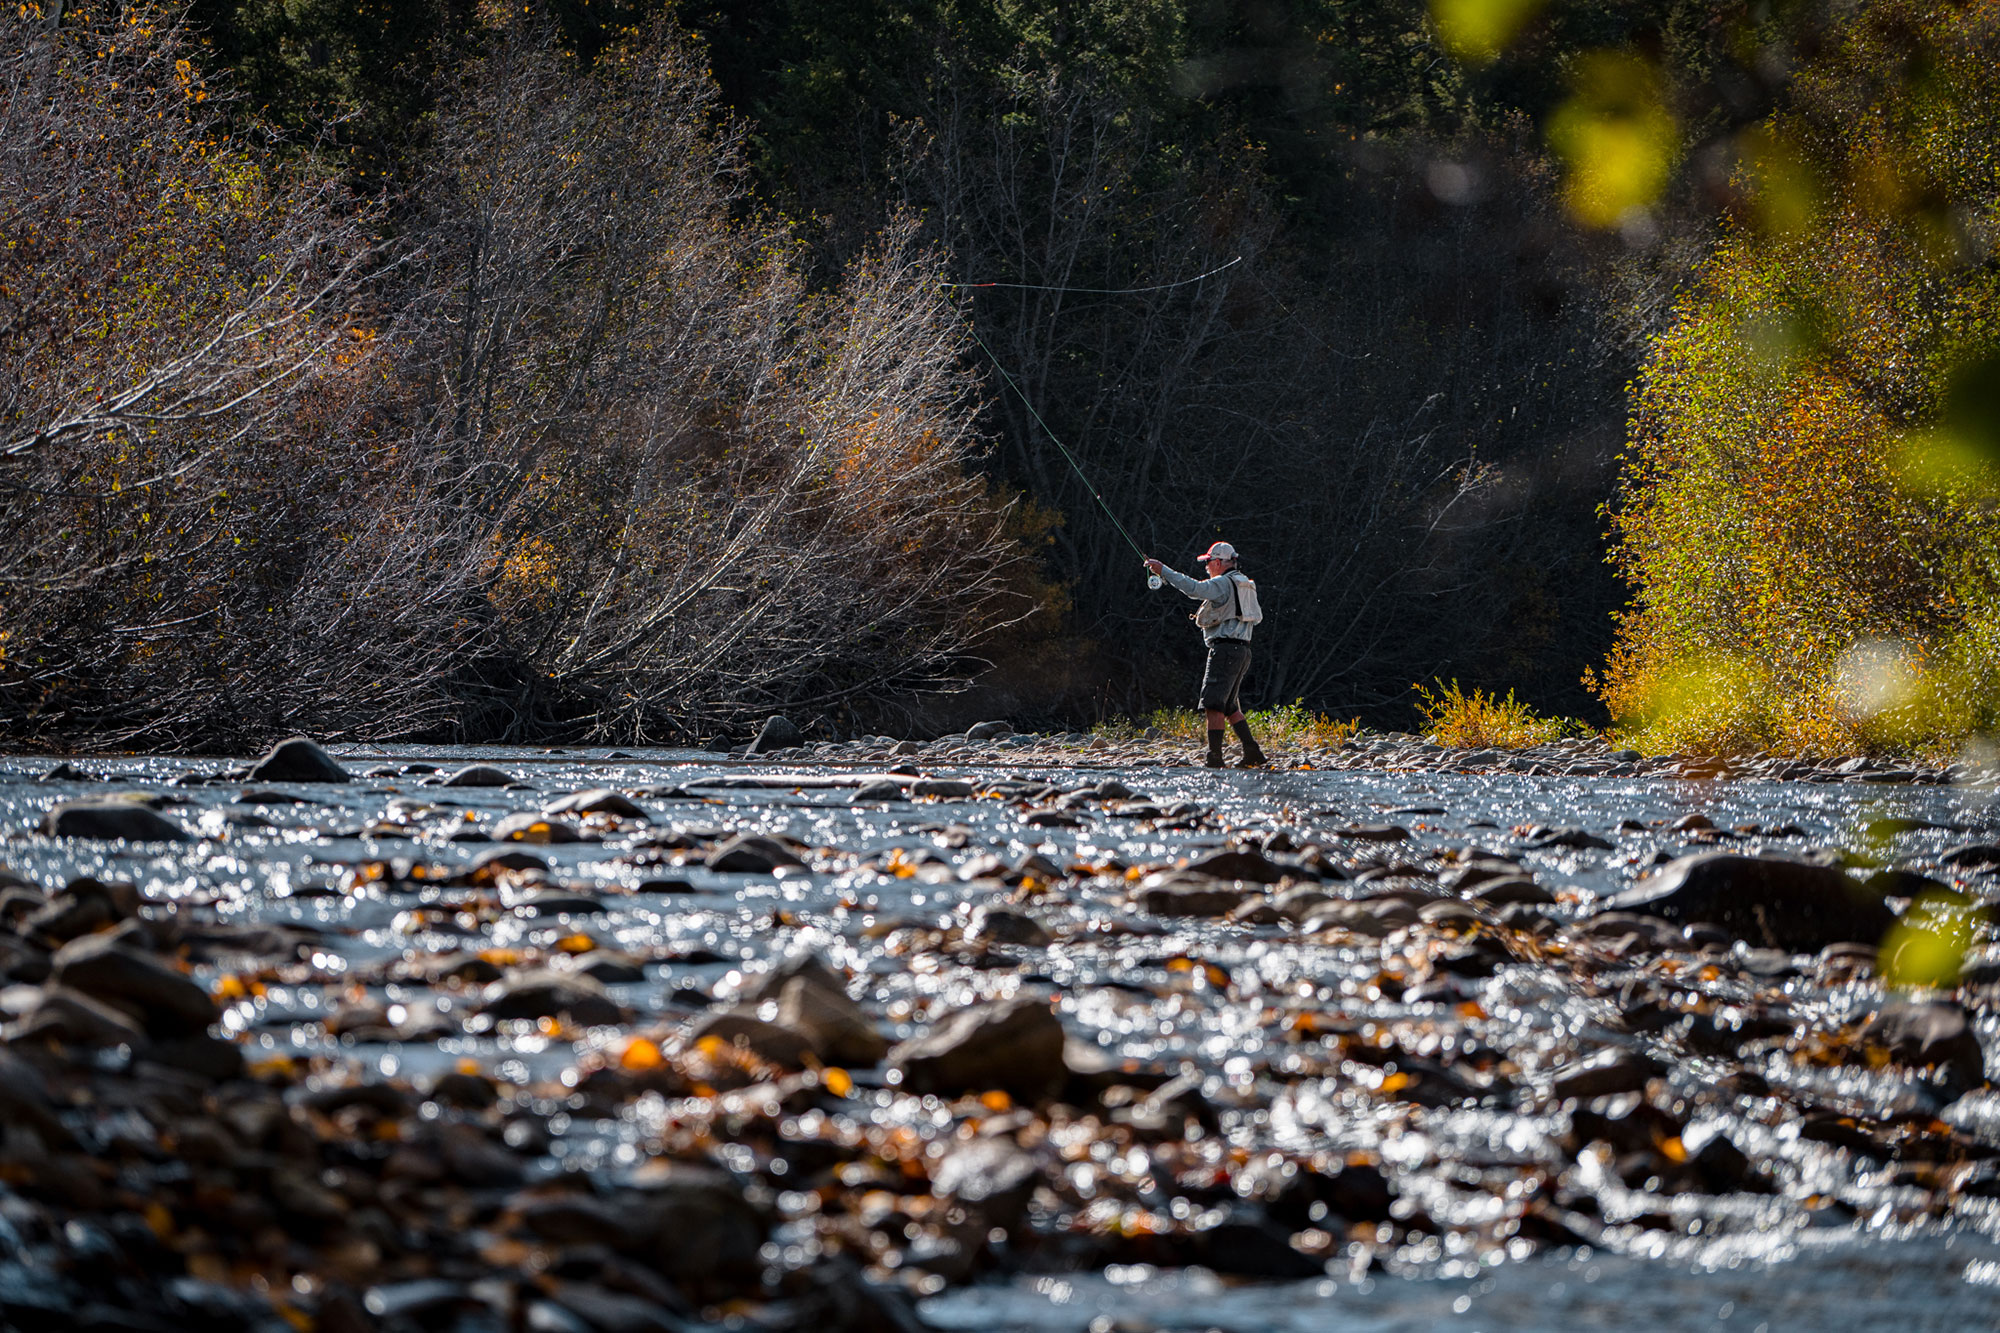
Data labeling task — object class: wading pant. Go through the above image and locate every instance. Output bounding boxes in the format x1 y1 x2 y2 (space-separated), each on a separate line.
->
1198 638 1252 715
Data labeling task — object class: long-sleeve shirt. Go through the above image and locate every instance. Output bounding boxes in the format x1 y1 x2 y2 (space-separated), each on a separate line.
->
1159 566 1255 643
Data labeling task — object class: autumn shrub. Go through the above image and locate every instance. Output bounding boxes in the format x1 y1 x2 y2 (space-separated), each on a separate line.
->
1413 679 1587 749
1595 1 2000 759
0 6 1029 748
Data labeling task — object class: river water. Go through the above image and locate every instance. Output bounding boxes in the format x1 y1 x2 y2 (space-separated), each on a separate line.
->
7 743 2000 1331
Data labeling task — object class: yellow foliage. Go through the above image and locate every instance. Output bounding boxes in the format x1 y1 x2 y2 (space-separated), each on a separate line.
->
1413 679 1584 749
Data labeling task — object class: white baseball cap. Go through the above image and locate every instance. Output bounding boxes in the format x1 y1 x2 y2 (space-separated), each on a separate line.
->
1198 541 1236 563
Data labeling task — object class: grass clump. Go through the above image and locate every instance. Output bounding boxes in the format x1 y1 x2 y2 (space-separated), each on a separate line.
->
1414 679 1594 749
1095 700 1361 747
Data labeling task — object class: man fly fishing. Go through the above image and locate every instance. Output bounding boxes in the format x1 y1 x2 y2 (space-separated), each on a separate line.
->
1144 542 1267 769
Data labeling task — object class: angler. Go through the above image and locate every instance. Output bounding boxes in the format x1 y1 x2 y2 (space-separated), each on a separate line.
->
1144 542 1266 769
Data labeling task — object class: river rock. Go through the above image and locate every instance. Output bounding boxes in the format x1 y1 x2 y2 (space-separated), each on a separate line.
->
23 876 137 943
964 906 1053 947
687 1010 815 1068
911 778 975 799
442 764 514 787
40 799 189 843
51 933 218 1037
1598 852 1894 951
1470 876 1556 907
544 789 646 819
1861 999 1987 1090
12 984 150 1047
705 834 807 873
1551 1048 1664 1100
1182 848 1287 883
966 720 1014 741
745 715 803 755
735 952 888 1066
931 1137 1040 1232
1131 872 1257 916
890 995 1068 1100
851 779 906 803
481 970 623 1026
1940 842 2000 870
491 811 584 843
245 736 351 783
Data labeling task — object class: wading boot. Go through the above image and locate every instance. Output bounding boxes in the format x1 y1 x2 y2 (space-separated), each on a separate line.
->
1205 729 1226 768
1232 719 1266 768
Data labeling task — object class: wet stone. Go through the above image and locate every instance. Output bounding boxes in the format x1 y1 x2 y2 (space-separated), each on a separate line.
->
704 833 807 873
1551 1048 1665 1101
441 764 515 787
545 788 647 819
964 905 1053 947
51 933 217 1038
1861 999 1987 1091
40 800 189 843
1131 874 1258 917
1600 852 1895 951
481 969 623 1026
244 736 351 783
890 995 1067 1101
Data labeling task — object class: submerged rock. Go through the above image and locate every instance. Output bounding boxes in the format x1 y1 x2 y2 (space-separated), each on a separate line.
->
1599 852 1895 951
40 800 189 843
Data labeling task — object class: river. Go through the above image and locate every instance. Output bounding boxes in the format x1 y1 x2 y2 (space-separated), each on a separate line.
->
4 741 1998 1331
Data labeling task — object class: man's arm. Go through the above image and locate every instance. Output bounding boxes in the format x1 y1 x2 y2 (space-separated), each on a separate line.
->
1154 565 1232 602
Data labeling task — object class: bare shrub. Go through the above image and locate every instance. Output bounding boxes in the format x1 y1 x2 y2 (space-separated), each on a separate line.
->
0 2 486 747
405 20 1028 741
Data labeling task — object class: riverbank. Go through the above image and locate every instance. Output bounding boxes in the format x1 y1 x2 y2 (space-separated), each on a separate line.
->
0 742 1994 1330
735 725 1978 788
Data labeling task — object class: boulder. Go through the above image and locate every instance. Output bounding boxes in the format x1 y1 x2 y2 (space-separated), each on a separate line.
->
910 778 974 799
1861 1000 1987 1091
686 1010 815 1068
1550 1048 1664 1100
13 985 150 1047
965 720 1014 741
40 800 189 843
51 933 218 1038
1181 848 1288 884
481 970 623 1026
1131 872 1258 917
245 736 351 783
23 876 137 943
705 834 807 874
890 996 1068 1100
1470 876 1556 907
743 953 887 1066
851 779 906 803
964 906 1053 947
544 789 647 819
931 1137 1040 1232
745 716 803 756
491 811 584 844
442 765 514 788
1598 852 1895 951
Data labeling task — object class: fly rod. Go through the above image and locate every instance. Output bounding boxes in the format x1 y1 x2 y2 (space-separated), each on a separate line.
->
955 256 1242 589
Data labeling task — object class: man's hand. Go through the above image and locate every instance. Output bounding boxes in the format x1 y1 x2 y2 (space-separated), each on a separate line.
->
1144 558 1164 575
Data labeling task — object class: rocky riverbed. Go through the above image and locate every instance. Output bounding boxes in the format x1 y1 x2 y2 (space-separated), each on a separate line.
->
2 732 1999 1332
